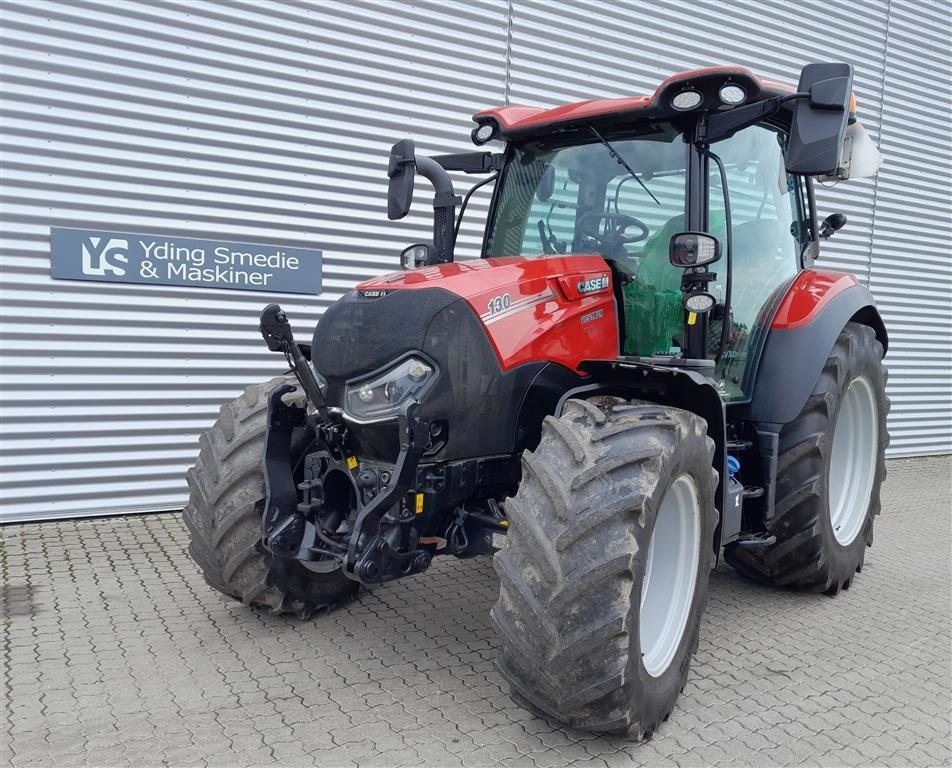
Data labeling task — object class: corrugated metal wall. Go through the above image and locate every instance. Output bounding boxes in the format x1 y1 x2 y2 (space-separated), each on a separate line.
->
0 0 508 522
1 0 948 522
866 0 952 455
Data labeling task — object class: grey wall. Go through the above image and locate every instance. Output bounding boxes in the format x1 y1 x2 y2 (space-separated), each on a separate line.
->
1 0 949 522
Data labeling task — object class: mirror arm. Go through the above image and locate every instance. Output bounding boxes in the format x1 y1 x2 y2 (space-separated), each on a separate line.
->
434 152 504 174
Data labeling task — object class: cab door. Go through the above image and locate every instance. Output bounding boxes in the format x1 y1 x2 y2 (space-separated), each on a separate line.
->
707 124 804 400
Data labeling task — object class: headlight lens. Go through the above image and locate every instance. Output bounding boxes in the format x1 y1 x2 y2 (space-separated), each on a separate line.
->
719 84 746 105
344 356 438 421
671 90 702 111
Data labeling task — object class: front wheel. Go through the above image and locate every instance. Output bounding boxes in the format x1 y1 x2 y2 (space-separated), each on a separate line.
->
183 377 358 618
491 398 717 737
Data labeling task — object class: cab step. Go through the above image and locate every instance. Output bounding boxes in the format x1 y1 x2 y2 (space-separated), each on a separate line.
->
734 531 777 549
743 485 764 499
727 439 753 452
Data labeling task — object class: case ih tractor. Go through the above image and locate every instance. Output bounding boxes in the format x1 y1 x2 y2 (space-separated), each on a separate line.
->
185 63 888 736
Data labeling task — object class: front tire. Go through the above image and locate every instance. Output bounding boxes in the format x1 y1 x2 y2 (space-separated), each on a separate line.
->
492 398 717 737
183 376 358 618
724 322 889 593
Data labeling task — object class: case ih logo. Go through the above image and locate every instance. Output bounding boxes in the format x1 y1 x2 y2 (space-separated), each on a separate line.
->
81 236 129 277
577 274 609 294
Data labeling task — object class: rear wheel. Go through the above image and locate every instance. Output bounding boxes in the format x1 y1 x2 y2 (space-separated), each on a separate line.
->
492 398 717 737
184 376 358 618
725 322 889 593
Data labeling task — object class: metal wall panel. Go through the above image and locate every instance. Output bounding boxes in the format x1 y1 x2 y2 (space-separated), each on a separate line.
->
1 0 948 522
0 0 508 522
866 0 952 455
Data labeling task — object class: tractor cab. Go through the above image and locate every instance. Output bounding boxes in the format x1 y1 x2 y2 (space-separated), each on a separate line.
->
387 64 880 399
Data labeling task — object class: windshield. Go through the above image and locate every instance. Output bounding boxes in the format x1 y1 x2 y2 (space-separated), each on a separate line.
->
486 127 689 357
486 127 686 264
483 123 803 383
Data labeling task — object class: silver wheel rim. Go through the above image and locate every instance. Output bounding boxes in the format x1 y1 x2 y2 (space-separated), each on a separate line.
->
639 474 701 678
829 375 878 546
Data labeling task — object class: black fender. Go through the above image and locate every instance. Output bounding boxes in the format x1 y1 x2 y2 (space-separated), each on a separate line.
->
567 360 731 555
740 282 887 428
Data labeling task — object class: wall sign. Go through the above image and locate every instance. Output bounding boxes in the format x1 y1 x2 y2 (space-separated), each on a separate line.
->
50 227 322 295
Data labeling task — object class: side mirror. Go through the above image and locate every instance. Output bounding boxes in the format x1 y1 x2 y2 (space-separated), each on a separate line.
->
785 63 853 176
819 213 847 239
400 242 432 270
387 139 416 220
670 232 721 268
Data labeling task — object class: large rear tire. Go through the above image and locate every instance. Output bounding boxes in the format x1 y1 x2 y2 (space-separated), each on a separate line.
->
492 398 717 737
724 322 889 593
184 376 358 618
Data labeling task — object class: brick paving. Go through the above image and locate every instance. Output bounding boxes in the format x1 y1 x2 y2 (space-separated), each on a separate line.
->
1 456 950 767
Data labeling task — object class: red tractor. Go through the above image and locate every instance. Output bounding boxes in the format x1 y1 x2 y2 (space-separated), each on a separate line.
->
186 63 888 737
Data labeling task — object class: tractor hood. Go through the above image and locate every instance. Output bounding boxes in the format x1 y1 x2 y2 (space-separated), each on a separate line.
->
310 254 619 462
351 255 620 372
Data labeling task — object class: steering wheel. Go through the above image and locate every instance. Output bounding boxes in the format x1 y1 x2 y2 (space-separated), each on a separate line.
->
578 212 650 251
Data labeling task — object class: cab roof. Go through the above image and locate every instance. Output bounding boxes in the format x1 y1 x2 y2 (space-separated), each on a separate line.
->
472 66 798 141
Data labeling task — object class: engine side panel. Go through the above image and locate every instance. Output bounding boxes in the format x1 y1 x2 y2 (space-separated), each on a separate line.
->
356 255 620 372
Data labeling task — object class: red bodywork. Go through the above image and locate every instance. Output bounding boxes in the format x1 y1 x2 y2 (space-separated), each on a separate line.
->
771 269 859 330
474 66 797 139
356 256 619 373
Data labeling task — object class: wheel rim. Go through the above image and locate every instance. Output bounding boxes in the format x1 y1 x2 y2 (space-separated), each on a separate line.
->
829 376 878 546
639 474 701 678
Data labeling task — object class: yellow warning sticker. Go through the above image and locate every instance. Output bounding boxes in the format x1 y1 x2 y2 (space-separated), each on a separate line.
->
500 520 509 527
687 311 698 326
346 456 358 470
415 493 424 515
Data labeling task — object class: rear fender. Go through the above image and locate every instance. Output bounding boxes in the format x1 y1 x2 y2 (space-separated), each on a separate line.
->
739 271 886 525
567 361 730 554
743 272 887 428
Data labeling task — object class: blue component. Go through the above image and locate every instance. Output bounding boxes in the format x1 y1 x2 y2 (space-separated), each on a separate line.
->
727 455 741 477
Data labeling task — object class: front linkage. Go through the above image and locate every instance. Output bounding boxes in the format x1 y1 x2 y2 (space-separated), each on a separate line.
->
257 304 507 584
259 384 434 583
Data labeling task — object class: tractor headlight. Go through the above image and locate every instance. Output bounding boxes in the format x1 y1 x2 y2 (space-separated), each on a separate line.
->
671 90 702 111
718 84 746 105
343 356 438 422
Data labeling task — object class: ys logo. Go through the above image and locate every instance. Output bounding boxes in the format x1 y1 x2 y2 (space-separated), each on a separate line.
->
81 237 129 277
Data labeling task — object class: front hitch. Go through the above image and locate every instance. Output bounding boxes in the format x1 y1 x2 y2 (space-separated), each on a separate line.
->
259 382 434 584
260 384 346 564
344 401 432 582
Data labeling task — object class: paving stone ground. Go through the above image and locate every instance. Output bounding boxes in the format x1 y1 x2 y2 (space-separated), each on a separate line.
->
1 456 950 768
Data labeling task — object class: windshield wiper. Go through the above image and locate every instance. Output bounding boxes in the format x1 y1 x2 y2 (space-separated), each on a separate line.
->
589 126 661 206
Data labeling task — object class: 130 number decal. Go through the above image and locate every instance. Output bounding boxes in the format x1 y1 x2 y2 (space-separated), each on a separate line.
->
487 293 512 315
